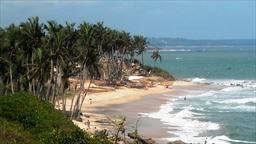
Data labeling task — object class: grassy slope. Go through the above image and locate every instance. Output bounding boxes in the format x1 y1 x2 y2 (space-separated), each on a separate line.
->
0 92 111 144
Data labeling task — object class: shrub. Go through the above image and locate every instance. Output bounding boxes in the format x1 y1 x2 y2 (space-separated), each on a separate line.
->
0 92 112 144
143 65 175 80
0 92 74 132
0 92 40 129
0 118 38 144
40 129 91 144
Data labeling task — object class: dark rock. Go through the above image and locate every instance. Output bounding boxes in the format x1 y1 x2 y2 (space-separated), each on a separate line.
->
128 132 156 144
167 140 186 144
75 117 83 122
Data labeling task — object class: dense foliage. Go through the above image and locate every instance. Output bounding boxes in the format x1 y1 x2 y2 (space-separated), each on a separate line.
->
0 17 148 118
0 17 173 143
144 65 175 80
0 16 147 95
0 92 112 144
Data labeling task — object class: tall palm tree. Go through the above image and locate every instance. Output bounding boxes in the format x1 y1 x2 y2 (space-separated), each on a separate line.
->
151 49 162 66
93 22 107 56
58 22 78 112
45 21 78 105
134 35 147 65
70 22 100 119
20 16 44 95
0 24 22 94
117 31 132 78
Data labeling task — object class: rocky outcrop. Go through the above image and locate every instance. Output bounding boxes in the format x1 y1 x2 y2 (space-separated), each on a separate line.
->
167 140 186 144
128 132 156 144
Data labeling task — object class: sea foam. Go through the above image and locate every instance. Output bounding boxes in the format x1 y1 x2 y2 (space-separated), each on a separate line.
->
216 97 256 104
142 78 256 143
187 78 256 89
140 103 220 141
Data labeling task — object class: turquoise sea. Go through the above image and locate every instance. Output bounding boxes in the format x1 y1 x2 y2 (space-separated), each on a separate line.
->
142 46 256 144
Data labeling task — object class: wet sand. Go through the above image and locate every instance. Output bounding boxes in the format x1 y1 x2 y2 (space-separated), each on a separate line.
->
70 81 217 143
91 93 171 139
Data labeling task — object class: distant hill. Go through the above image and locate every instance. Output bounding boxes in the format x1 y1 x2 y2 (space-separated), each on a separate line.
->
147 38 256 48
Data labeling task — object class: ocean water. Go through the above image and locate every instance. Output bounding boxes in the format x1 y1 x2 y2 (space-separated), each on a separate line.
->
141 46 256 144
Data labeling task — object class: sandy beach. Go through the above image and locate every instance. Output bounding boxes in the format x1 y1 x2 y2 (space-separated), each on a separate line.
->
67 80 203 142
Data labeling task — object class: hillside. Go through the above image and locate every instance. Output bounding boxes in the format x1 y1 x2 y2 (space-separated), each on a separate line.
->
0 92 111 144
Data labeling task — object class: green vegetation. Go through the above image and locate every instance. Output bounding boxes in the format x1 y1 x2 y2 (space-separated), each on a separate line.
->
150 50 161 62
0 92 111 144
144 65 175 80
0 16 147 119
0 17 174 143
0 118 37 144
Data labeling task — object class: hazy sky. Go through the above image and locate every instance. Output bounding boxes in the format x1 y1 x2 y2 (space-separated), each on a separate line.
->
0 0 255 39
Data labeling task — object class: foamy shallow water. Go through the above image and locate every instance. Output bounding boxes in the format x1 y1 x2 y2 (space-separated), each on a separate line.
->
140 79 256 144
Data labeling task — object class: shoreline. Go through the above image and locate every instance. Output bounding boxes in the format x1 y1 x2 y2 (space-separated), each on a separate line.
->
69 80 205 141
69 79 251 144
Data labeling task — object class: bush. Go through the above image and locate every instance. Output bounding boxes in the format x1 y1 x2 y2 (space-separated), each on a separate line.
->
0 92 75 133
143 65 175 80
40 129 112 144
0 92 112 144
40 129 91 144
0 92 40 129
0 118 38 144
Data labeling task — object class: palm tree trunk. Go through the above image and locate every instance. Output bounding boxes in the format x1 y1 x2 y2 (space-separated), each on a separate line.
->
77 78 92 118
119 47 127 78
51 82 55 104
69 77 79 119
0 76 3 95
31 53 36 95
27 56 32 92
60 71 67 113
52 62 61 106
141 52 144 66
71 66 85 119
9 63 14 94
46 56 54 101
51 60 58 106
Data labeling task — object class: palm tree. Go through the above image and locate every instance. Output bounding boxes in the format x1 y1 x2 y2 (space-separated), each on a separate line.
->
0 27 6 94
117 31 132 78
44 20 61 102
58 22 78 113
93 22 106 56
70 22 100 119
151 49 162 66
20 16 44 95
0 24 22 94
134 35 147 65
44 21 78 106
1 16 158 120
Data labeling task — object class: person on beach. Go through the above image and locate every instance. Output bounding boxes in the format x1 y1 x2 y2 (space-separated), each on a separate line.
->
184 96 187 100
204 137 208 144
87 120 90 129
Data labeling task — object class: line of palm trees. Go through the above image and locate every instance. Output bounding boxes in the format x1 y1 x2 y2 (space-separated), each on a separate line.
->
0 17 148 118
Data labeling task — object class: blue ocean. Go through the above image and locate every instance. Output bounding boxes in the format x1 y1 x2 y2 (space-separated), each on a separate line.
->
143 45 256 144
